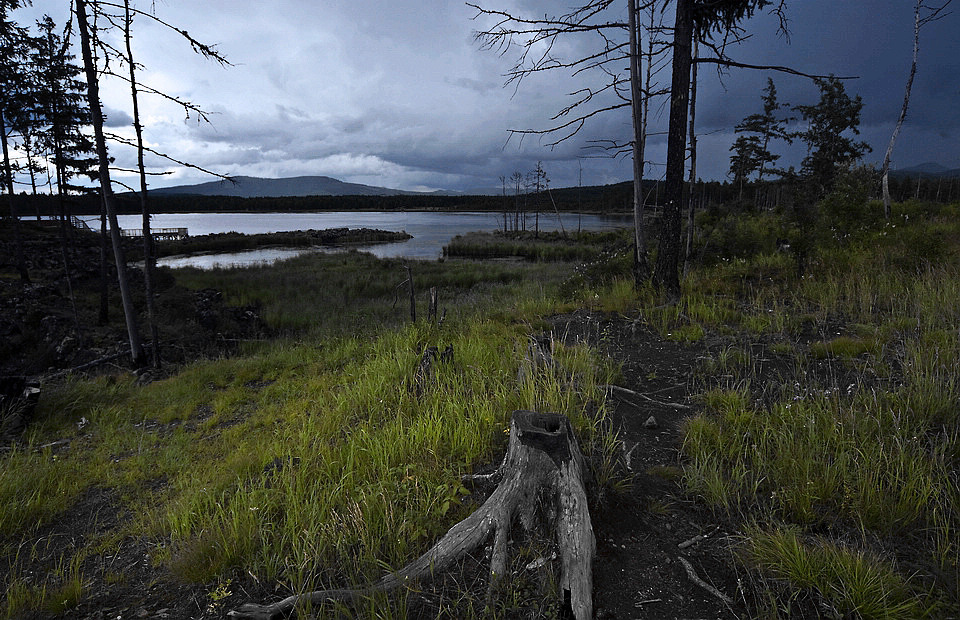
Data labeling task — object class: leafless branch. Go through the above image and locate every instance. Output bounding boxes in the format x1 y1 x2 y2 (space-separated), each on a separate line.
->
103 132 233 182
693 56 858 80
94 0 231 65
110 167 174 175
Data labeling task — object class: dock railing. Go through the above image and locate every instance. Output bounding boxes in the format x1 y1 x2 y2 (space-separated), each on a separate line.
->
119 227 188 241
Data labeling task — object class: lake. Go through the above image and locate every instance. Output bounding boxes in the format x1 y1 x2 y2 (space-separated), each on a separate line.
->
96 211 633 269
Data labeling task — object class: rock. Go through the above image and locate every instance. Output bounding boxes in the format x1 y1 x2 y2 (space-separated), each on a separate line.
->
644 415 659 429
57 336 77 358
135 369 155 386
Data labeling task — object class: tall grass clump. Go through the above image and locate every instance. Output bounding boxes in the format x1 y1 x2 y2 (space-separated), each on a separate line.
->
680 201 960 616
742 526 934 619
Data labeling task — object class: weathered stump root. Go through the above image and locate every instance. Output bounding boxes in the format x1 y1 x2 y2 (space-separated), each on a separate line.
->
229 409 595 619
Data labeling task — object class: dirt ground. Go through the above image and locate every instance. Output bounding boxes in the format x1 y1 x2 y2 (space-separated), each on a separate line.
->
554 309 745 620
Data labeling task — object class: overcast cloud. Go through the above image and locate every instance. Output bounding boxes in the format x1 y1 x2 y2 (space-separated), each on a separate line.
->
16 1 960 192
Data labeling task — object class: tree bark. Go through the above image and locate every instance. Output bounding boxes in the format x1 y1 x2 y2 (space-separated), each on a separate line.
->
124 0 161 368
76 0 146 368
229 410 595 620
405 264 416 322
628 0 649 285
653 0 692 297
683 34 699 278
881 0 921 220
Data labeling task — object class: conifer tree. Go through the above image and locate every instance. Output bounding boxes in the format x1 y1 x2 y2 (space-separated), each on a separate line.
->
33 15 98 214
795 76 871 195
0 0 32 282
728 78 792 202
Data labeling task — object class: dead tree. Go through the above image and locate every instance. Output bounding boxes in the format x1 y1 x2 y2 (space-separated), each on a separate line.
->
880 0 953 219
683 34 699 277
229 410 595 620
628 0 650 283
121 0 161 368
70 0 236 365
76 0 147 367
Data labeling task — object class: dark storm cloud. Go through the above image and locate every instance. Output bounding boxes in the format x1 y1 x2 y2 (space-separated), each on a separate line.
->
14 0 959 189
102 106 134 128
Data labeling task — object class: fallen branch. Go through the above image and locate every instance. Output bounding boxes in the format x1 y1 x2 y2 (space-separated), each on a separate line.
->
603 384 690 410
678 556 733 605
677 525 719 550
229 410 595 619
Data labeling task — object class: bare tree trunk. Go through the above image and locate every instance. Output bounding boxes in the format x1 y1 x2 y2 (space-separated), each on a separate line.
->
123 0 161 368
405 264 416 322
628 0 649 285
683 34 699 278
881 0 922 219
653 0 692 297
76 0 146 368
98 198 109 325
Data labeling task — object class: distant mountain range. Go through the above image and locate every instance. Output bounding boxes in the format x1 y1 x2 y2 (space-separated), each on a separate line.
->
890 162 960 178
152 175 476 198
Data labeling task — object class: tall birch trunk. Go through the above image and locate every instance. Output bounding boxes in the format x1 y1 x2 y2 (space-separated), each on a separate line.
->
881 0 921 220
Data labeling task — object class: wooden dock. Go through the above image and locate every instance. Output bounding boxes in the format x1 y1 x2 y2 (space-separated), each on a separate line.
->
120 227 188 241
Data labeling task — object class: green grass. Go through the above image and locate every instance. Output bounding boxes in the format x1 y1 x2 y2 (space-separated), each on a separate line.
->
742 526 934 619
442 230 616 262
172 250 571 337
1 247 616 617
676 204 960 616
6 202 960 617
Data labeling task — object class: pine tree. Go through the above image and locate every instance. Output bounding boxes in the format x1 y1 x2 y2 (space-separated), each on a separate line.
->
795 76 871 194
729 78 792 204
0 0 33 282
33 15 98 205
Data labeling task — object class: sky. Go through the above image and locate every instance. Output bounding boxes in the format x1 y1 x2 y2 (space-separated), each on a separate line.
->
12 0 960 193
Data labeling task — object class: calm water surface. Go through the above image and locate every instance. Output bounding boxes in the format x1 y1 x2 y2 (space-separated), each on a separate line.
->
98 211 632 269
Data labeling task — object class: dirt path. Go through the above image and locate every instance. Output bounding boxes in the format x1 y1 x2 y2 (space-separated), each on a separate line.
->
554 309 744 620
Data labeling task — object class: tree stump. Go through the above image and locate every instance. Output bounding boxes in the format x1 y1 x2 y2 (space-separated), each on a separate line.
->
411 344 454 397
229 410 595 619
0 376 41 439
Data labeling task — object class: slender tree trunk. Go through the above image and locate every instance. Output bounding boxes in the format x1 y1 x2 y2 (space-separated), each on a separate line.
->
628 0 649 284
683 34 698 278
24 140 38 195
124 0 161 368
881 0 922 219
54 145 83 346
653 0 692 297
0 107 30 283
76 0 146 368
98 199 109 325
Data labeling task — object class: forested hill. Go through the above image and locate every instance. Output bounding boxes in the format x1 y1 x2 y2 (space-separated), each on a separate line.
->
13 181 638 215
151 175 451 198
